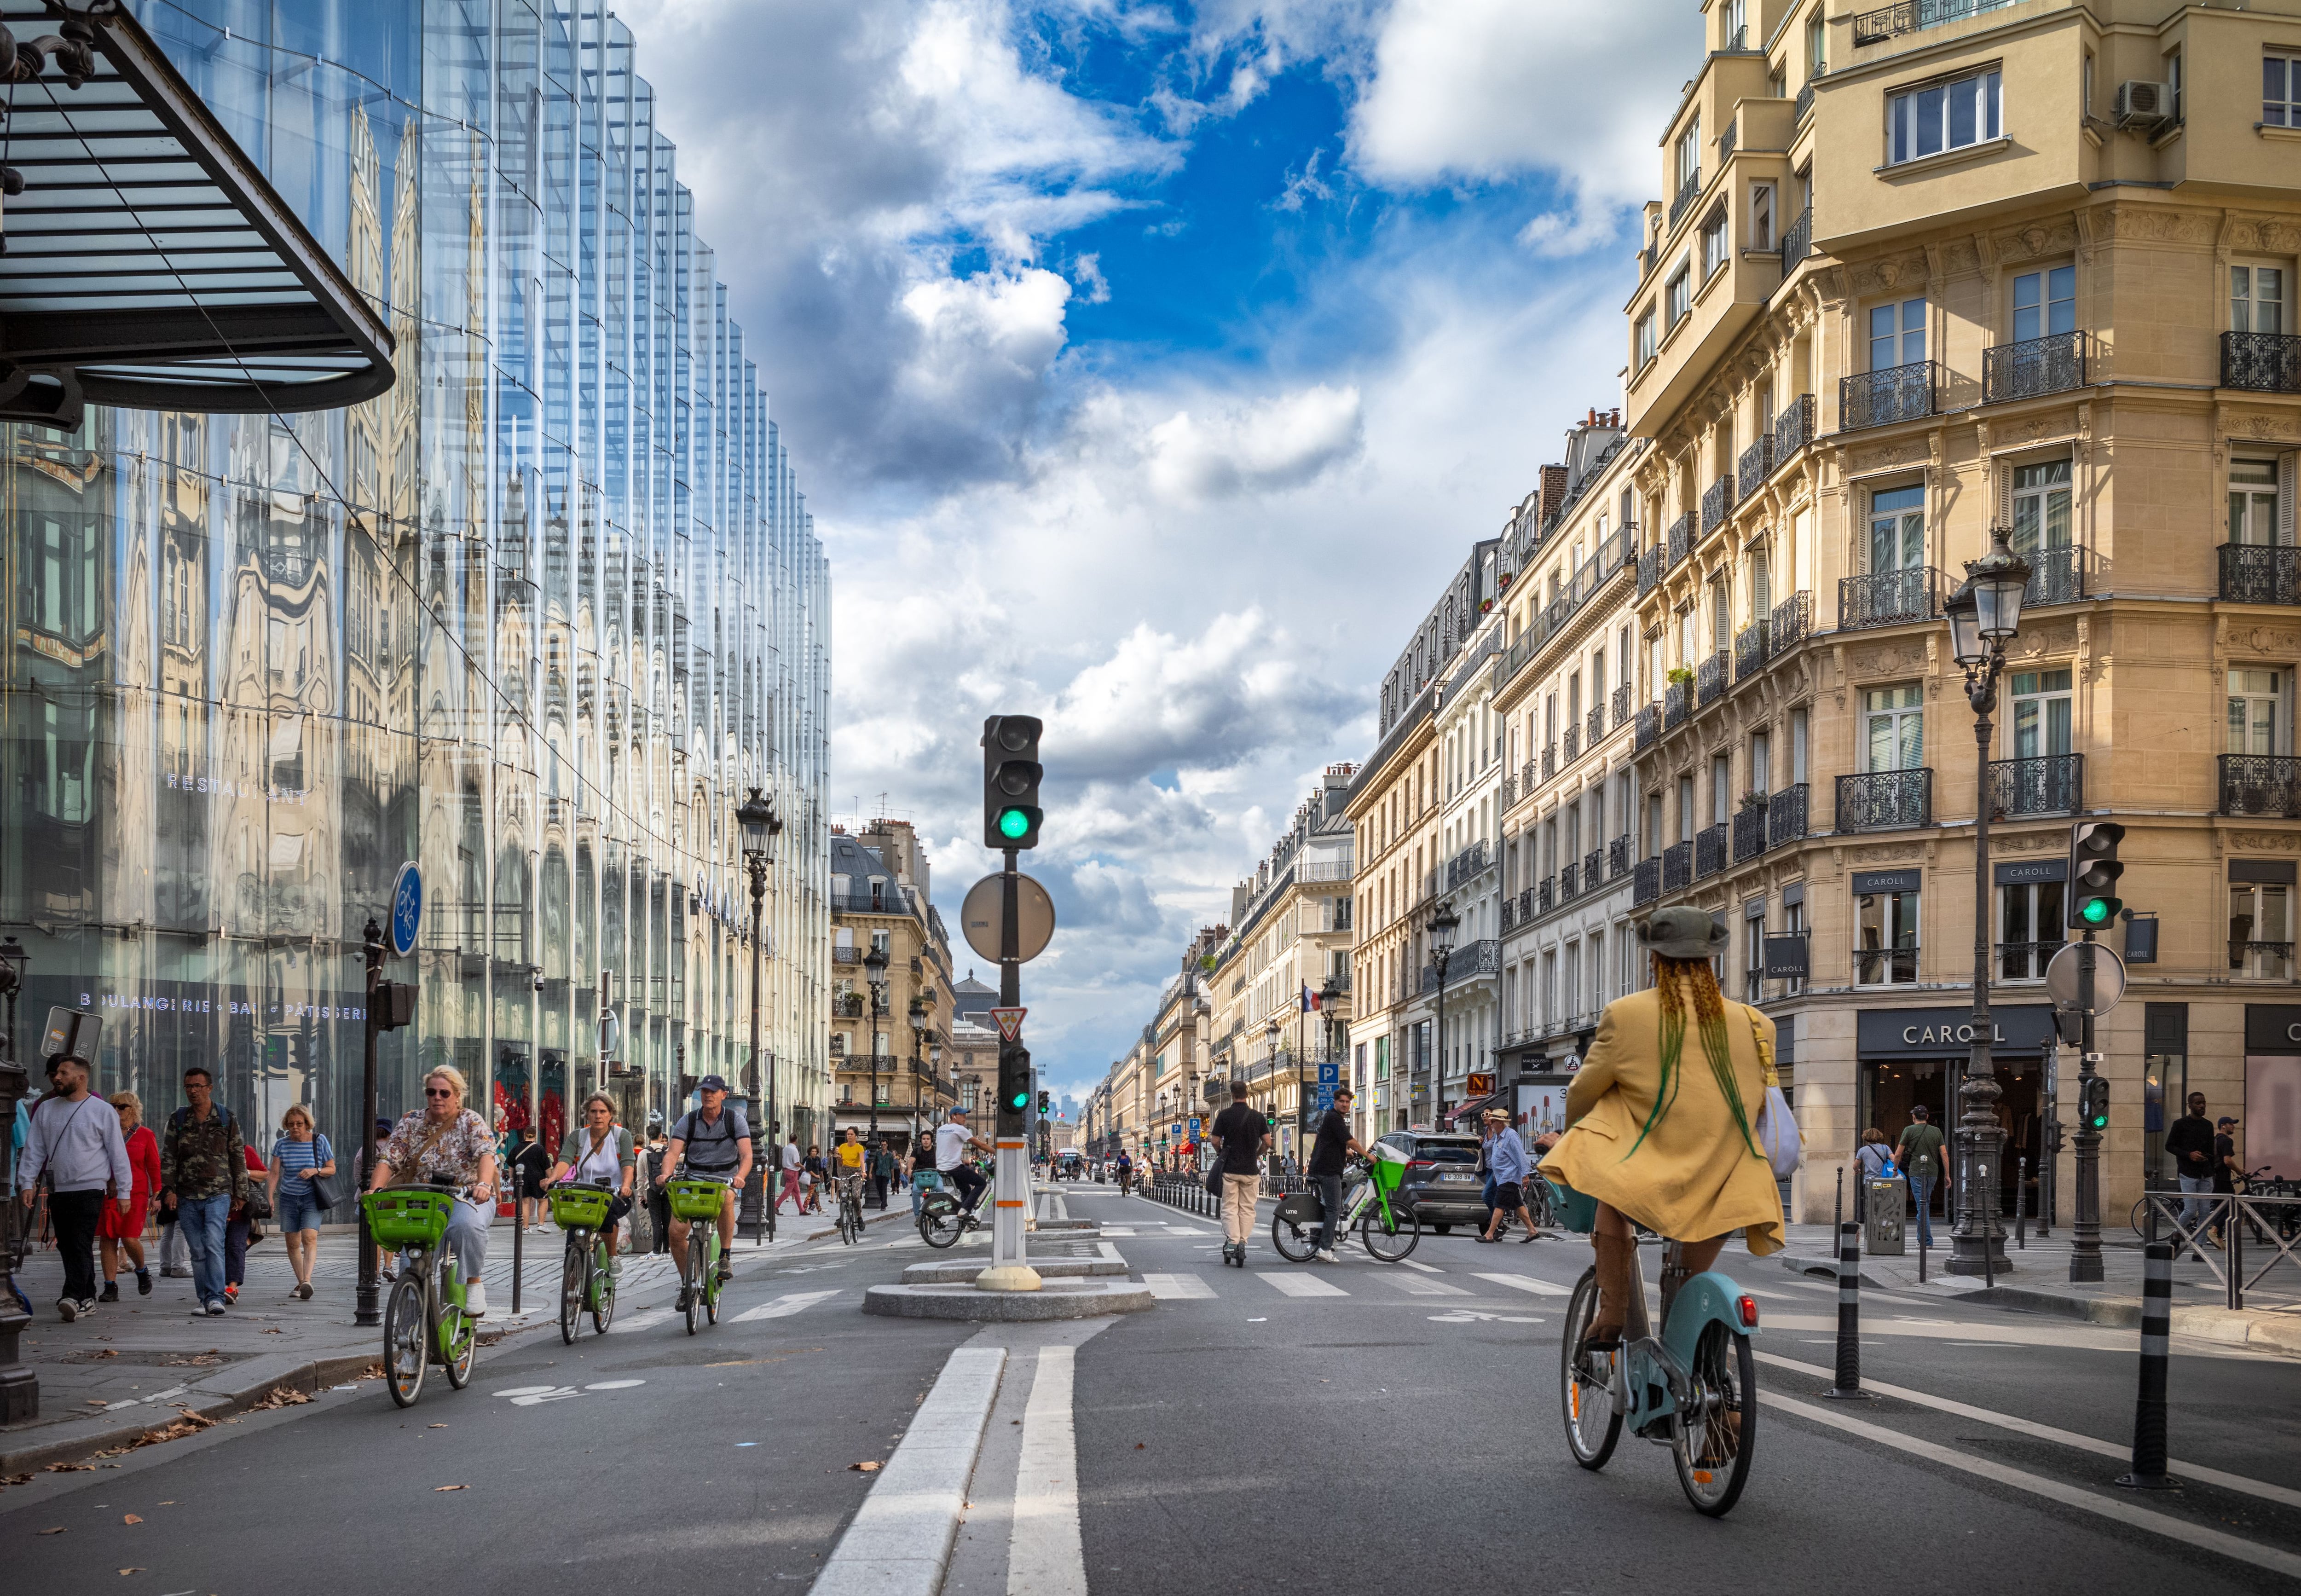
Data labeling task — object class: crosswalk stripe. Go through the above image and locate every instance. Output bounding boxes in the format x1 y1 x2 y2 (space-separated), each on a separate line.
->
1258 1272 1347 1298
1384 1274 1470 1297
1475 1272 1573 1297
1140 1272 1216 1300
1398 1258 1444 1274
732 1289 840 1322
606 1308 672 1334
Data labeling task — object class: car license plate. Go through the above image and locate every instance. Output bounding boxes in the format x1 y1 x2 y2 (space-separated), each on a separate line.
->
1437 1172 1473 1184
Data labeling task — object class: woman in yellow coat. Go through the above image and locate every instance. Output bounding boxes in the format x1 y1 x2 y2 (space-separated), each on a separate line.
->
1537 906 1785 1345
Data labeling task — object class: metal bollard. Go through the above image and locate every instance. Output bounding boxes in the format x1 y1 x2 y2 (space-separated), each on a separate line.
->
2116 1242 2180 1489
1824 1219 1868 1400
2016 1156 2027 1250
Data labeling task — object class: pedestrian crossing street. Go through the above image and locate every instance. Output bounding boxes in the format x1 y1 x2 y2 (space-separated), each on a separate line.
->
1136 1266 1576 1303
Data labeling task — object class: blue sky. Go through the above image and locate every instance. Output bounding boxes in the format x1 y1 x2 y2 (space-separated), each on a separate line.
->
622 0 1700 1103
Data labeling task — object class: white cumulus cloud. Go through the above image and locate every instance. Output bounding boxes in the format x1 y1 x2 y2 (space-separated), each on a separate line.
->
1144 383 1364 502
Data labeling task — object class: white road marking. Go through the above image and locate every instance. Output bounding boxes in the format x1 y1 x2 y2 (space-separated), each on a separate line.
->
606 1308 672 1334
1383 1274 1470 1297
1258 1272 1348 1298
1007 1345 1085 1596
584 1379 645 1390
1763 1390 2301 1581
1097 1242 1123 1261
1398 1258 1444 1274
1140 1272 1216 1300
731 1289 840 1322
1756 1351 2301 1511
1474 1271 1573 1297
1428 1310 1543 1324
812 1345 1006 1596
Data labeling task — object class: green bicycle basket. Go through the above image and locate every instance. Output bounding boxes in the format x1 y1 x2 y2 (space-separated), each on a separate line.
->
666 1176 729 1221
548 1182 613 1231
1367 1146 1409 1197
362 1188 455 1249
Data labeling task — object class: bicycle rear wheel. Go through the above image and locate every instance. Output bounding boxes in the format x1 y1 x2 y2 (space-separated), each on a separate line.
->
919 1195 964 1249
1360 1200 1421 1262
1671 1321 1756 1516
1269 1209 1316 1263
592 1253 618 1334
383 1273 427 1408
1559 1266 1622 1469
560 1239 585 1345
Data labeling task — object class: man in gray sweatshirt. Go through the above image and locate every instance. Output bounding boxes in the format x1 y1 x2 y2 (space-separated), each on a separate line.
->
17 1055 132 1321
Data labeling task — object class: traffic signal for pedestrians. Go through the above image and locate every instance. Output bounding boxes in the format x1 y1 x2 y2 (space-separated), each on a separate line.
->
375 979 417 1031
2068 820 2126 930
997 1039 1033 1120
982 715 1044 850
2079 1073 2110 1132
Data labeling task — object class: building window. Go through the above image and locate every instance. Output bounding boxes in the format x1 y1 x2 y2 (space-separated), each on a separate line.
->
1744 913 1766 1004
1856 887 1919 985
2266 54 2298 127
1807 15 1825 75
1868 483 1926 574
1868 298 1926 371
1781 898 1806 997
2229 458 2286 547
1888 69 2001 166
2231 879 2293 979
2229 668 2288 755
1634 307 1658 367
2011 458 2073 571
2011 266 2075 342
2009 667 2073 760
2233 266 2287 335
1667 266 1692 327
1677 116 1701 193
1863 684 1924 773
1750 181 1775 252
1702 207 1730 278
1999 880 2066 980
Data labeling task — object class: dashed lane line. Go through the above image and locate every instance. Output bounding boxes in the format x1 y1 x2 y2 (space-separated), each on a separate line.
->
730 1289 841 1322
1474 1271 1574 1297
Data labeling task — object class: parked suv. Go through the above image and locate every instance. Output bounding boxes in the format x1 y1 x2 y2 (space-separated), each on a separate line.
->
1374 1131 1486 1232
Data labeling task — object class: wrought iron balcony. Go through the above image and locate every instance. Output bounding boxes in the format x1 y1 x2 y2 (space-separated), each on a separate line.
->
2220 754 2301 818
1584 847 1604 892
1737 437 1771 501
1989 753 2082 818
1780 206 1813 277
1445 838 1492 891
1498 772 1518 810
1697 651 1728 707
2222 331 2301 393
1562 725 1581 763
1733 623 1769 683
1559 861 1580 901
1523 757 1541 793
1634 856 1661 907
1840 567 1938 629
1662 840 1694 892
2219 544 2301 606
1636 702 1661 751
1767 783 1809 849
1538 876 1556 914
1794 77 1816 125
1613 683 1633 728
1667 512 1692 568
1772 393 1816 462
1769 591 1812 656
1984 332 2086 405
1543 743 1558 780
1732 806 1767 863
1852 0 2018 47
2232 940 2296 979
1694 823 1728 879
1668 168 1703 230
1841 360 1936 431
1637 544 1664 596
1998 938 2067 983
1500 896 1519 933
1836 769 1932 832
1718 118 1738 160
1607 835 1631 880
2025 544 2083 607
1854 945 1921 987
1587 704 1605 746
1664 679 1691 729
1701 475 1734 534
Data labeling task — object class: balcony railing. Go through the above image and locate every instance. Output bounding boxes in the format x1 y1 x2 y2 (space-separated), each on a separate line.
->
1999 938 2067 983
1543 744 1558 780
1587 703 1605 746
1769 591 1812 656
1559 861 1580 901
1701 475 1734 534
1664 679 1691 729
1523 757 1541 793
1584 847 1604 892
1538 877 1556 914
2220 754 2301 818
1794 77 1817 125
1733 622 1769 683
2222 331 2301 393
2232 941 2297 980
1636 702 1661 751
2025 544 2083 608
1989 753 2082 818
1666 512 1692 568
1637 544 1664 596
1840 567 1938 629
1668 168 1703 230
1662 840 1694 892
1612 683 1633 728
1697 652 1727 707
1772 392 1816 462
1842 360 1936 431
1732 806 1767 863
1837 768 1932 832
1718 119 1738 161
2219 544 2301 606
1767 783 1809 849
1854 946 1921 987
1984 332 2086 405
1694 823 1728 879
1852 0 2019 48
1608 835 1632 880
1737 436 1771 501
1498 773 1518 811
1562 725 1581 763
1634 856 1661 907
1445 838 1492 891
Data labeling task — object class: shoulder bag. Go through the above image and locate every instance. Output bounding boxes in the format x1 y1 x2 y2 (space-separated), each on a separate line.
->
1746 1007 1803 1179
305 1133 345 1211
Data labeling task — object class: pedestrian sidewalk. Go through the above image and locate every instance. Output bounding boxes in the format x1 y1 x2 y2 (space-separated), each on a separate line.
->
1768 1220 2301 1358
1 1216 815 1475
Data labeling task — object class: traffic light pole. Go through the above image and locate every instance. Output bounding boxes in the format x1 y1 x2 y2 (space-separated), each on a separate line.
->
980 848 1040 1292
2071 931 2105 1283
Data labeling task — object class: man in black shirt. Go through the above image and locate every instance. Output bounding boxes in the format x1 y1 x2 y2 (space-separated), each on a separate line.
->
1306 1087 1364 1264
2164 1092 2217 1257
1211 1081 1269 1267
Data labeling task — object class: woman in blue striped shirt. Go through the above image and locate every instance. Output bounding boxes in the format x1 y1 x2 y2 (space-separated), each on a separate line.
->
266 1106 335 1300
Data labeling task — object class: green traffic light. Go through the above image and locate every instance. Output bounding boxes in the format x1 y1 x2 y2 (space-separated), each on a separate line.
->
998 807 1031 840
1006 1089 1030 1110
2078 897 2113 926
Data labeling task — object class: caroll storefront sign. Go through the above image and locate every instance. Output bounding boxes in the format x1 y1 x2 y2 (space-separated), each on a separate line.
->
1856 1005 2056 1055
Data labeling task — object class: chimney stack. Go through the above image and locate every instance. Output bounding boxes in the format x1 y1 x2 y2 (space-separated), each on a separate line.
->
1538 463 1569 528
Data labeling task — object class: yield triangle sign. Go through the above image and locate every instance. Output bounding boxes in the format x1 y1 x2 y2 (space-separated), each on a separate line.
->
990 1006 1027 1043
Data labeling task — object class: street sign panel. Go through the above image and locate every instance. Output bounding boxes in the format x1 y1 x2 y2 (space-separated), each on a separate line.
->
389 861 423 958
990 1006 1027 1043
1188 1117 1201 1135
960 873 1056 964
1316 1061 1340 1086
1316 1085 1336 1113
2045 942 2126 1016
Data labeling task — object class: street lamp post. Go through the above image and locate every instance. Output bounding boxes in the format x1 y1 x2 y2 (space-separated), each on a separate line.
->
1263 1018 1281 1182
1944 526 2031 1278
863 945 888 1139
737 787 782 1241
908 997 927 1162
0 937 35 1423
1428 904 1461 1129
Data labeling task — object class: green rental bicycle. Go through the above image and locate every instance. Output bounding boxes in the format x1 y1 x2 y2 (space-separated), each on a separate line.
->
361 1181 479 1409
549 1180 619 1343
1268 1146 1420 1264
836 1172 867 1245
667 1174 731 1334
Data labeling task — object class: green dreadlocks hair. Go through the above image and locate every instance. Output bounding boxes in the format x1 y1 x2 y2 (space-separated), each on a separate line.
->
1620 955 1758 1162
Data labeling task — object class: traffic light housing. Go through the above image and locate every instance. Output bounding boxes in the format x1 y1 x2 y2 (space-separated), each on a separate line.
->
2079 1072 2110 1132
2068 820 2126 930
1037 1089 1052 1115
997 1039 1032 1127
375 980 417 1031
982 715 1044 850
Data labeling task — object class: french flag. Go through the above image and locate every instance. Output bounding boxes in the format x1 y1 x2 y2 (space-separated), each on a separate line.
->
1301 983 1319 1013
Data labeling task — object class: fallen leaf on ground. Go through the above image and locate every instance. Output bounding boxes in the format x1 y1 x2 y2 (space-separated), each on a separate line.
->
45 1461 94 1473
117 1569 144 1575
1134 1443 1145 1450
86 1399 109 1406
1 1473 32 1487
434 1484 468 1492
247 1387 311 1411
157 1501 173 1505
848 1461 880 1473
37 1526 64 1534
261 1327 283 1335
122 1513 142 1524
428 1423 447 1429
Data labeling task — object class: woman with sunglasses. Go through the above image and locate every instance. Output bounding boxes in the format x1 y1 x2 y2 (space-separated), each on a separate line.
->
548 1094 635 1258
367 1066 500 1317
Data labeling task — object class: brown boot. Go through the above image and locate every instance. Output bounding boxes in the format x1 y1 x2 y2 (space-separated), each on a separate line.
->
1583 1232 1632 1351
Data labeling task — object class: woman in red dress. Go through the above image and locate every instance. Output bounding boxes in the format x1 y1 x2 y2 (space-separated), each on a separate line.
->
99 1091 161 1300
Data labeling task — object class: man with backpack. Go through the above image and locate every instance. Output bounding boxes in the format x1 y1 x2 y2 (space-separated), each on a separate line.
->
159 1066 247 1316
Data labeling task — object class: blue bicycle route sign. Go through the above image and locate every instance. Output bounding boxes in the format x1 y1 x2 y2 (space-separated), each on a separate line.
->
390 862 423 958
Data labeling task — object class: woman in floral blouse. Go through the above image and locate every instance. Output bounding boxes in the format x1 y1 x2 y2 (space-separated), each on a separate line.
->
369 1065 500 1317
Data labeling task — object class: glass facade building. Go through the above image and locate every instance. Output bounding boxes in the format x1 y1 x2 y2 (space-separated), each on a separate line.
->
1 0 833 1168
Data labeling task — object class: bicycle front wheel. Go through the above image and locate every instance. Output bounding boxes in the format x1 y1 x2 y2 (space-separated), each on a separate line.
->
1671 1321 1757 1517
559 1240 585 1345
1360 1200 1421 1262
1559 1266 1622 1469
683 1231 706 1336
592 1253 618 1334
383 1273 428 1408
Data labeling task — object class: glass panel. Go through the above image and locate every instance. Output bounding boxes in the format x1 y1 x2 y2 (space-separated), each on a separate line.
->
1918 85 1945 157
2014 272 2041 343
1902 299 1928 365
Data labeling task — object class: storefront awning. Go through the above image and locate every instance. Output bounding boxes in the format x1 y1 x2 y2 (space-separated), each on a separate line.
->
0 3 393 426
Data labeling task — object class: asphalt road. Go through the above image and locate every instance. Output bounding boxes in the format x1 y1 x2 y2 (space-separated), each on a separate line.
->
5 1182 2299 1595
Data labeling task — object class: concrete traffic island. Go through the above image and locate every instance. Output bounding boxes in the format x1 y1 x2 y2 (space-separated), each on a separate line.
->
863 1277 1153 1320
902 1256 1128 1285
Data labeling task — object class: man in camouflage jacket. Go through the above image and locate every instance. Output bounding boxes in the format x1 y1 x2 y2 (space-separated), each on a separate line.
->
161 1066 245 1315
